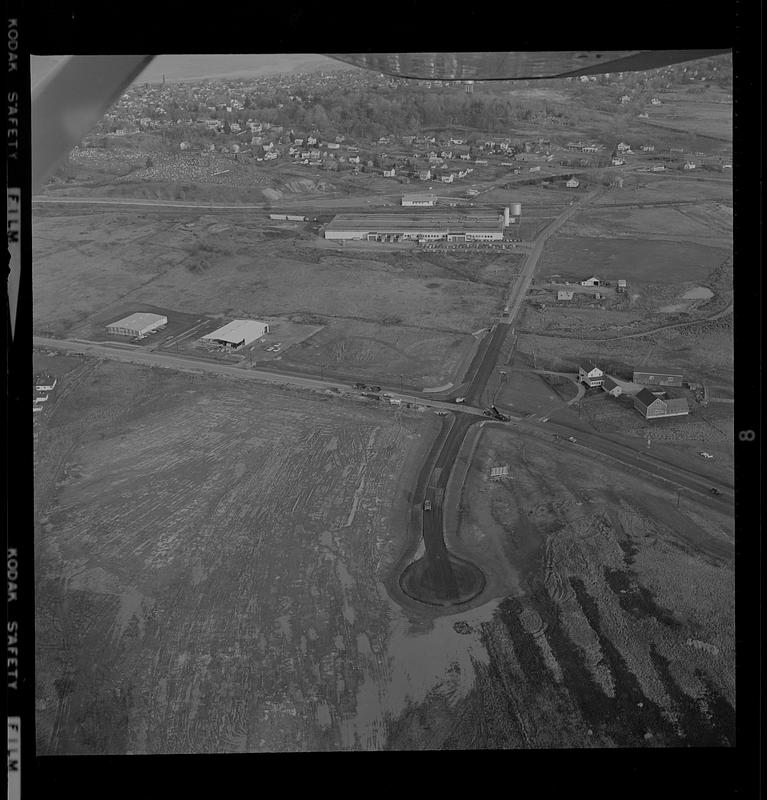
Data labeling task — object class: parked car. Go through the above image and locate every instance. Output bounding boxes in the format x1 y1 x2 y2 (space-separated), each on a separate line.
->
423 500 432 511
567 436 577 443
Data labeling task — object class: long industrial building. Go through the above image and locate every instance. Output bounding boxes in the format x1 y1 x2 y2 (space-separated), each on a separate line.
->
324 210 514 242
201 319 269 349
106 312 167 337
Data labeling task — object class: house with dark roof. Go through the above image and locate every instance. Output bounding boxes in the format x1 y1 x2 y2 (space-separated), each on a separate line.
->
633 389 689 419
578 363 604 387
601 376 623 397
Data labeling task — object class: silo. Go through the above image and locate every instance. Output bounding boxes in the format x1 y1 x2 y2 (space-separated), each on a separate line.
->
503 207 510 227
510 202 522 216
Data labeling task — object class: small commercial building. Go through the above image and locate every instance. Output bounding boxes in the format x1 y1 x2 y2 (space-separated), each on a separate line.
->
202 319 270 349
634 389 689 419
106 312 167 338
633 370 684 387
579 363 605 387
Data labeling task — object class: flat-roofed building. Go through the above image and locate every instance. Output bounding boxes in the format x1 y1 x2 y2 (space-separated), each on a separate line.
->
106 312 167 337
324 212 504 242
202 319 270 349
401 193 436 206
633 370 684 387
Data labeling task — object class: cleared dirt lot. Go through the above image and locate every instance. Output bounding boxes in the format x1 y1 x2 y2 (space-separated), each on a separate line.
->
34 357 444 753
386 424 734 748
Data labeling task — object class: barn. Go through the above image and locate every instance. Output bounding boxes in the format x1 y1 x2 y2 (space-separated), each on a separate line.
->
106 312 167 337
202 319 270 349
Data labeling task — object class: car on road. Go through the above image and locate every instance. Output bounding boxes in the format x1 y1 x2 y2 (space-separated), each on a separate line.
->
423 500 432 511
699 452 714 459
567 436 577 443
709 487 721 495
455 397 466 404
434 410 449 416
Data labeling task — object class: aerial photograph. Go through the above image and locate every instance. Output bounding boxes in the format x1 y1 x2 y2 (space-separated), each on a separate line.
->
31 51 734 753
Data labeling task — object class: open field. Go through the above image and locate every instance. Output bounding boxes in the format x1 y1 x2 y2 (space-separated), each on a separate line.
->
385 424 734 748
276 319 475 388
538 235 730 285
34 356 462 753
591 176 732 206
34 206 517 383
638 100 732 141
561 202 732 244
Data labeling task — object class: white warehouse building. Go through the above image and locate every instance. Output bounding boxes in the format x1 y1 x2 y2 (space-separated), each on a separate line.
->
324 212 507 242
402 193 437 207
106 312 167 337
202 319 270 349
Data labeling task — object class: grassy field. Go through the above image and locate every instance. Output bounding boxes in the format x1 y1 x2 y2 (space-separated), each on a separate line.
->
538 235 730 285
34 356 444 753
385 425 735 748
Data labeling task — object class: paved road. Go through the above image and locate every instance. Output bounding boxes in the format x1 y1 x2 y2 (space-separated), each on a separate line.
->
32 336 488 417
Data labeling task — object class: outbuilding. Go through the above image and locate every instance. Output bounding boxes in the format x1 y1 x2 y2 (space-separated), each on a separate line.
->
402 192 436 207
106 312 167 338
601 376 623 397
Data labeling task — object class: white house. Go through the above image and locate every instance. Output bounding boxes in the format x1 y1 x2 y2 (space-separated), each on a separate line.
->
580 276 600 287
617 142 631 152
602 376 623 397
611 158 625 166
566 178 580 188
383 168 396 178
684 162 696 170
651 98 662 105
578 363 605 387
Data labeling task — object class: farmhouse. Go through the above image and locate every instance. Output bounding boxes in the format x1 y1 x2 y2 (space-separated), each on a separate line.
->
324 212 505 242
566 178 580 188
402 192 436 207
580 276 600 287
633 370 684 387
106 312 167 338
578 363 605 387
601 376 623 397
633 389 689 419
617 279 628 292
202 319 270 349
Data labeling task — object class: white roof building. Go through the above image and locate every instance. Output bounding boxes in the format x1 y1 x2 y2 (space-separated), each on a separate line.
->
106 312 167 337
202 319 270 348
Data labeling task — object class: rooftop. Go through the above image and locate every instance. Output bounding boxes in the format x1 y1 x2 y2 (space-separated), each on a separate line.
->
325 213 503 233
202 319 268 344
108 312 166 329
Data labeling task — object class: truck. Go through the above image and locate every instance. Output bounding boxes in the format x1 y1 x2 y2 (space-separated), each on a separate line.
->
455 396 466 404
